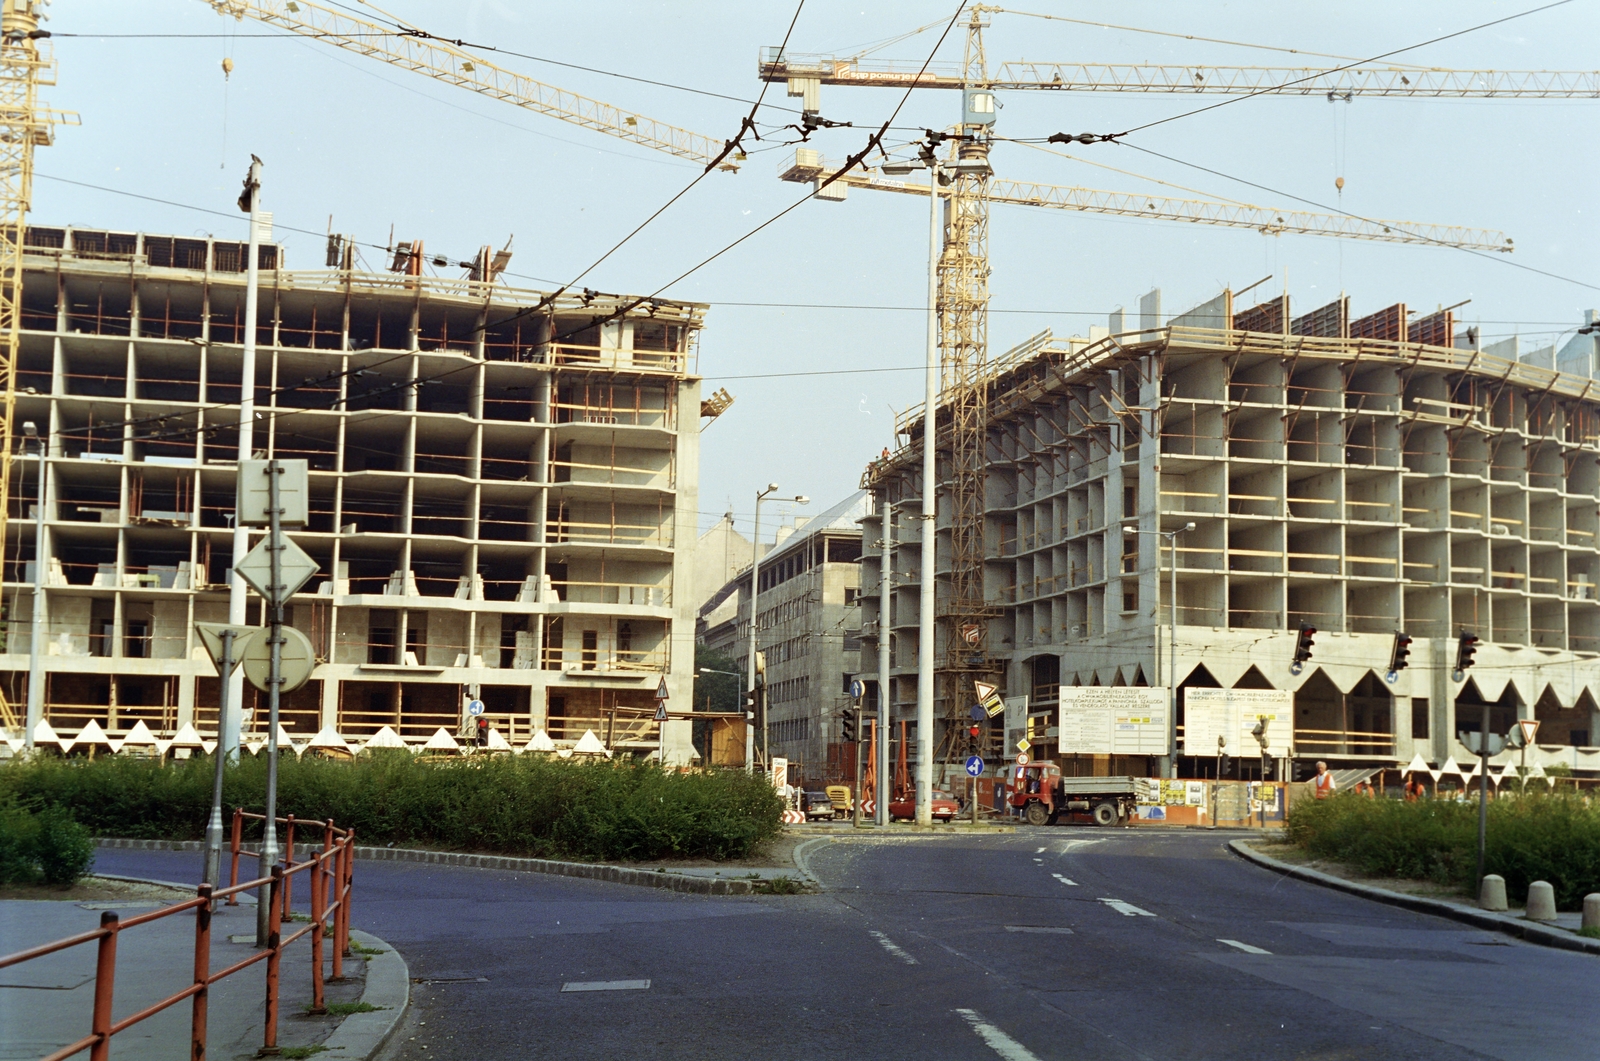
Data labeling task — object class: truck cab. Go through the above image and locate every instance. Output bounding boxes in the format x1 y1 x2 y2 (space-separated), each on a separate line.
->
1009 761 1063 825
1007 761 1134 827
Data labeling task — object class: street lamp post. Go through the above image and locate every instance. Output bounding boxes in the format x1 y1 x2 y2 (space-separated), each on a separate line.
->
746 485 808 775
876 500 896 827
1124 521 1195 777
22 421 44 751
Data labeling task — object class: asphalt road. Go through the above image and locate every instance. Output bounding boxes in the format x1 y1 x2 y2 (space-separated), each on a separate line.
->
94 831 1596 1061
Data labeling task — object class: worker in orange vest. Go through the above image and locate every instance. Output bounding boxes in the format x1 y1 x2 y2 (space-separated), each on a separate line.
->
1313 761 1336 799
1404 776 1425 801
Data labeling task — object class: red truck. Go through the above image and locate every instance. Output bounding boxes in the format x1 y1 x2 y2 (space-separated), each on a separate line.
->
1009 761 1136 827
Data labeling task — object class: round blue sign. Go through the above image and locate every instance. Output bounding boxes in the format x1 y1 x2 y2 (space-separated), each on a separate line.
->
466 699 485 716
965 755 984 777
850 679 864 701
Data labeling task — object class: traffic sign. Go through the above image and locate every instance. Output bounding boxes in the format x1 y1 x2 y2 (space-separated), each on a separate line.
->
970 704 986 721
194 622 261 675
654 700 669 722
465 699 485 717
850 678 864 702
1517 719 1541 745
234 535 319 605
965 755 984 777
1015 752 1030 766
655 676 669 701
974 679 1005 718
1016 737 1031 753
242 626 316 695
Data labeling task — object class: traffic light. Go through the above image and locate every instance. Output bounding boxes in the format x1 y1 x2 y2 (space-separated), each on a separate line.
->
1293 623 1317 664
1456 629 1480 672
1390 631 1413 673
1219 752 1232 778
841 709 857 742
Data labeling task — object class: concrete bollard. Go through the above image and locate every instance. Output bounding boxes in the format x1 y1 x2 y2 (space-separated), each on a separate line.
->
1582 893 1600 931
1525 880 1558 921
1478 874 1508 911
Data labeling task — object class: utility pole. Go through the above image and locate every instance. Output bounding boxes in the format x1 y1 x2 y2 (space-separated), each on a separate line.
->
203 630 235 889
229 155 263 762
916 147 938 829
876 500 893 827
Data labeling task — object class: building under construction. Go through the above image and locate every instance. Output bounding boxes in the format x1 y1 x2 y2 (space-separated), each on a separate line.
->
1 224 706 758
861 288 1600 782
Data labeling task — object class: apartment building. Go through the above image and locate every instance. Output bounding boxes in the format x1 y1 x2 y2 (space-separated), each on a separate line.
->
698 492 866 783
3 224 705 760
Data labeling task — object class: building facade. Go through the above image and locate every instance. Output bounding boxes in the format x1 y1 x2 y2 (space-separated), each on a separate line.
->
699 492 865 783
862 288 1600 782
4 225 705 759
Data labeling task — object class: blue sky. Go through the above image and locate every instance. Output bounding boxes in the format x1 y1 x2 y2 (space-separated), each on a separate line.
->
39 1 1600 537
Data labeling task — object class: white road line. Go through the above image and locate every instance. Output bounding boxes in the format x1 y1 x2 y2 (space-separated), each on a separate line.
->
1051 874 1078 886
869 930 918 965
561 979 650 992
1217 939 1272 954
1034 846 1046 853
1097 898 1155 917
955 1008 1043 1061
1004 925 1074 934
1032 858 1044 863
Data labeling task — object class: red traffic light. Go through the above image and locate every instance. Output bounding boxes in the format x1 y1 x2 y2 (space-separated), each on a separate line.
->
968 724 981 738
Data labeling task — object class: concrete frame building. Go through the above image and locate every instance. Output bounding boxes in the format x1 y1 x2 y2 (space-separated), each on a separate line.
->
3 224 705 759
862 288 1600 781
698 492 866 783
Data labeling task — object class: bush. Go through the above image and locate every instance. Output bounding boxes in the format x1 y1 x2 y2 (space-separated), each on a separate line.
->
0 755 783 863
1286 791 1600 909
0 800 95 887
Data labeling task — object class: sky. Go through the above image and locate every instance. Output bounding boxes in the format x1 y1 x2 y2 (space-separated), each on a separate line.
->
35 1 1600 541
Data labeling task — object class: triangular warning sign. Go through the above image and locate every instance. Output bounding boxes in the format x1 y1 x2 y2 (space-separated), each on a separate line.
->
974 681 997 701
653 700 669 722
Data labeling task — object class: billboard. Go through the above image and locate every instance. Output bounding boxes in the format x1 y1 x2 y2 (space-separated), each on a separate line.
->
1058 687 1168 756
1183 688 1293 757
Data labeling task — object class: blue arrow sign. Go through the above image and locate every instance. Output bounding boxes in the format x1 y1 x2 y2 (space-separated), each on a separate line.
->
965 755 984 777
850 679 864 701
466 699 485 716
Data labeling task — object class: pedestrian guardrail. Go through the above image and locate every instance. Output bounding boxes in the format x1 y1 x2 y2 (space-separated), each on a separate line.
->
0 811 357 1061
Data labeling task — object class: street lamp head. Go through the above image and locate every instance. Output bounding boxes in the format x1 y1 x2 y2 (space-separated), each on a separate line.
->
881 159 928 175
766 482 779 493
22 421 36 438
1183 521 1196 532
794 495 810 505
1121 525 1138 537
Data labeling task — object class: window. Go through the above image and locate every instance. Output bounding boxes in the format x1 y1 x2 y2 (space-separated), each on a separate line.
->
540 617 563 670
844 588 858 606
581 629 598 671
842 672 854 694
369 611 396 665
1411 697 1429 740
125 621 150 658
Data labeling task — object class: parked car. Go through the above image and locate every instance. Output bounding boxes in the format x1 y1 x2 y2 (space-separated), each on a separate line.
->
825 785 853 819
802 790 836 821
888 790 959 822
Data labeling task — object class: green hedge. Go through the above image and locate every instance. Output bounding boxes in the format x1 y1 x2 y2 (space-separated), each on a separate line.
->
0 754 784 863
1285 791 1600 909
0 801 96 886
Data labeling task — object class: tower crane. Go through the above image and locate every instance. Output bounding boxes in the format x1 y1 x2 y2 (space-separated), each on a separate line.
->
760 4 1600 773
0 0 74 735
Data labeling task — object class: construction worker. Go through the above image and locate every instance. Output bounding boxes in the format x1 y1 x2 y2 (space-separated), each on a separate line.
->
1313 760 1336 799
1404 776 1425 801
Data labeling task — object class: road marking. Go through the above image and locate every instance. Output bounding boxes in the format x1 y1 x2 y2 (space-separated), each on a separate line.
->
561 980 650 992
1032 858 1044 863
1034 846 1046 853
1097 898 1155 917
1051 874 1078 886
1217 939 1271 955
1004 925 1074 934
955 1008 1043 1061
869 930 918 964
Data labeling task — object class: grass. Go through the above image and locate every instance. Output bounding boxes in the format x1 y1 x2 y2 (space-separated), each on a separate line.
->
1579 926 1600 939
752 876 806 895
308 1000 386 1016
0 753 784 863
278 1046 327 1059
349 940 386 955
1286 791 1600 910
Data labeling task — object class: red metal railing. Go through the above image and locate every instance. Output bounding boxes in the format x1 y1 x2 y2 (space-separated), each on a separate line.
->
0 812 356 1061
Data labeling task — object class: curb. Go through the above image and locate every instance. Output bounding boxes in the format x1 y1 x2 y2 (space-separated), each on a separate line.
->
1228 839 1600 957
323 928 408 1060
96 837 766 896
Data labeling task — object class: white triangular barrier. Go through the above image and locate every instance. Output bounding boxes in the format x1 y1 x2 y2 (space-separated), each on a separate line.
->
360 725 409 752
305 725 353 758
485 728 513 752
31 719 60 748
119 720 159 751
573 729 610 757
169 722 206 750
1402 753 1432 776
69 719 113 754
422 727 460 754
523 729 556 753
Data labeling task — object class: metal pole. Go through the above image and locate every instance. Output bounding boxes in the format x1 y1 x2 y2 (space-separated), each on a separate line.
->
853 708 863 827
745 492 762 774
1476 700 1490 892
1168 529 1178 779
877 501 892 827
228 156 263 763
203 629 234 889
256 460 283 947
24 432 44 749
917 163 940 827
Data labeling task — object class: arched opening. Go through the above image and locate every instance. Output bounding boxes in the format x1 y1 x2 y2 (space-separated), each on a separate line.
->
1346 672 1394 756
1532 686 1591 748
1455 679 1518 748
1132 665 1149 687
1234 666 1274 690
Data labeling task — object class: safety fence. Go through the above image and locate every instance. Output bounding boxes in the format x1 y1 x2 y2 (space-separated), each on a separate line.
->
0 810 356 1061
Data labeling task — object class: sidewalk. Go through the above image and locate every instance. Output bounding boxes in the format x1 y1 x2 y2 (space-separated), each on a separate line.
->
1232 838 1600 956
0 881 406 1060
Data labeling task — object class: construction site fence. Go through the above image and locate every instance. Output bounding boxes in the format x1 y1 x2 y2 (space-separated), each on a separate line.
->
0 809 356 1061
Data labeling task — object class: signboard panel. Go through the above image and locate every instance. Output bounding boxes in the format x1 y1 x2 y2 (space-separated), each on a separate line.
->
1003 695 1029 758
1058 687 1168 756
1183 688 1294 756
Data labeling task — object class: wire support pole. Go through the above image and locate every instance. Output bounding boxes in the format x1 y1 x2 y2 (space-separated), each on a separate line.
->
228 155 262 763
255 458 284 949
877 500 893 827
917 148 939 828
